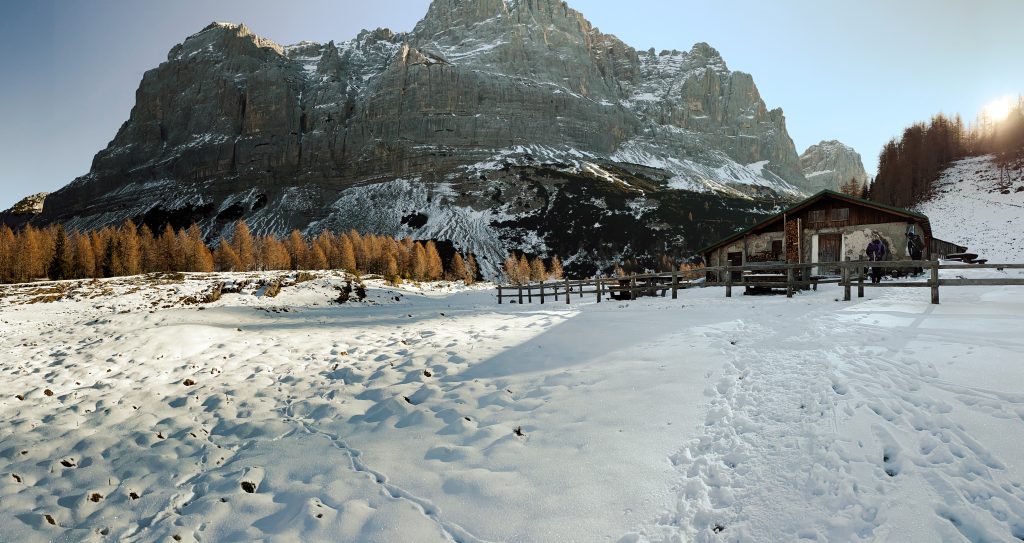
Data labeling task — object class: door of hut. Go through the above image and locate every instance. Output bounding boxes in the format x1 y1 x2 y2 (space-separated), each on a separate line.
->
817 234 842 275
727 252 742 282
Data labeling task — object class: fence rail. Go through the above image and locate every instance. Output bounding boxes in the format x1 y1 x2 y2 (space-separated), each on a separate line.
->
496 260 1024 306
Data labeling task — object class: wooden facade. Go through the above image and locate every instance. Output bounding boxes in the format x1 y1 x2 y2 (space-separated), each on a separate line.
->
701 190 948 276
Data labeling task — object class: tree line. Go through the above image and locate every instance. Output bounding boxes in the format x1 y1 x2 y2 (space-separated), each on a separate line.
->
0 220 480 285
870 96 1024 208
502 253 565 285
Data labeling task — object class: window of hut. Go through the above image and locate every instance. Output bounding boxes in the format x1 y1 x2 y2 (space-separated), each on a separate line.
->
830 208 850 222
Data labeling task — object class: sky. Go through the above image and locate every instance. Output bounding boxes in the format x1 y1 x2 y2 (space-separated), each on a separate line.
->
1 0 1022 209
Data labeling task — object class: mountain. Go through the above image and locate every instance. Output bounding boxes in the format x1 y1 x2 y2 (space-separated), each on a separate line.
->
26 0 811 274
799 140 869 193
1 192 48 229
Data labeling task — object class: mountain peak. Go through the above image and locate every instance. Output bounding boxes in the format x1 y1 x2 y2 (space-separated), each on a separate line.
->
800 140 868 192
178 20 284 58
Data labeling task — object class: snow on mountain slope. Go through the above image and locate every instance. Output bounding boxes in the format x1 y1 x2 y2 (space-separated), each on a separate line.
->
916 155 1024 262
2 270 1024 541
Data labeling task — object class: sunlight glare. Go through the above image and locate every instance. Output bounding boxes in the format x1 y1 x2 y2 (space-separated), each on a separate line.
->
981 95 1015 122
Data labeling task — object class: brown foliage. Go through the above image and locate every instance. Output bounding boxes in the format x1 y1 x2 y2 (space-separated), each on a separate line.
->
0 220 478 285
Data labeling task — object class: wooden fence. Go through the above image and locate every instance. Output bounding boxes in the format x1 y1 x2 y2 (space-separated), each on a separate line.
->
496 260 1024 306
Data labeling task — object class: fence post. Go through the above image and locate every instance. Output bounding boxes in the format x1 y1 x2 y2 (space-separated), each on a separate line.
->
672 271 679 299
629 275 637 300
857 264 865 298
528 283 533 304
726 268 732 298
843 257 851 301
518 286 523 305
539 282 545 304
786 266 794 298
931 260 940 305
498 285 502 304
565 277 571 304
596 276 602 303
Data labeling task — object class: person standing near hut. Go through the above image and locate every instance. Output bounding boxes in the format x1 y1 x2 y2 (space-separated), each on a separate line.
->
867 234 887 283
907 231 924 274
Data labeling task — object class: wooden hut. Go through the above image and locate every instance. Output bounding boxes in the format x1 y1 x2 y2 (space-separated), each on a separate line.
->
701 190 952 277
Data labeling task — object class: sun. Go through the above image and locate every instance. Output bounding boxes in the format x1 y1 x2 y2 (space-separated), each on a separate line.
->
981 95 1015 122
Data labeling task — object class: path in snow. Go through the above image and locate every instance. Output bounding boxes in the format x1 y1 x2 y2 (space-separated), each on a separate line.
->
642 275 1024 542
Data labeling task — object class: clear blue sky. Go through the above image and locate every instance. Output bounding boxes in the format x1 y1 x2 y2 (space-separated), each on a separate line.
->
2 0 1022 209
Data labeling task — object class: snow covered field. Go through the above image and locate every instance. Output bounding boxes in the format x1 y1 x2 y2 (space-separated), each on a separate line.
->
918 155 1024 262
2 270 1024 542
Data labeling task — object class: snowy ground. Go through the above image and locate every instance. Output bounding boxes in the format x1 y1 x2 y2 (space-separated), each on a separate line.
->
917 155 1024 262
2 270 1024 542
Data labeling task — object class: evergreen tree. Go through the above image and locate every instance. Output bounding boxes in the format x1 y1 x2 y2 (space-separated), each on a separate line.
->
101 236 118 278
48 225 75 280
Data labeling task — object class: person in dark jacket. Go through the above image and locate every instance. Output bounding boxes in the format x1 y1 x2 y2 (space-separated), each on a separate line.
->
907 231 924 274
866 234 886 283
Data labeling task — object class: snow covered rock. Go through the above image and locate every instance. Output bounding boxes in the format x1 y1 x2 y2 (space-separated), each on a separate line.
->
799 140 869 193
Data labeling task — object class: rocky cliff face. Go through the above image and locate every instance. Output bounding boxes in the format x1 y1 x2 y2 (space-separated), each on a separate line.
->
799 140 869 193
1 192 48 229
32 0 809 275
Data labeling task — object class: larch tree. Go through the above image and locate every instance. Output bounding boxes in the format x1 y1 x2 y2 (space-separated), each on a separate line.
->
449 252 468 282
72 231 96 278
262 236 291 270
529 257 547 282
338 234 357 271
0 225 16 283
138 224 159 273
15 225 44 282
549 255 564 280
89 231 105 277
214 239 242 271
516 255 530 284
465 254 478 285
503 255 521 284
231 221 256 271
384 253 399 284
309 244 329 270
181 225 213 272
285 230 308 270
158 225 181 272
424 241 444 280
117 220 142 276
